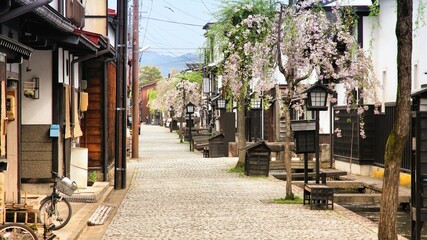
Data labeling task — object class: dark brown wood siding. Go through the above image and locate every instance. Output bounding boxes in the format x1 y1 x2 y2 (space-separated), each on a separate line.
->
107 62 116 170
81 61 103 169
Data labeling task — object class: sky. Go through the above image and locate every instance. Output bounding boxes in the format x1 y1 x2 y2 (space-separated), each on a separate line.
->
108 0 221 57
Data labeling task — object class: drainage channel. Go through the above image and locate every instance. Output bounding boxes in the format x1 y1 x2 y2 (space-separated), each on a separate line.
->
331 181 418 239
291 179 418 239
340 203 426 239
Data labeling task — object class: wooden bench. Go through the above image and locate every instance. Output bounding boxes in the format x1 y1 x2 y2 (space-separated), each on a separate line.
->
303 184 334 210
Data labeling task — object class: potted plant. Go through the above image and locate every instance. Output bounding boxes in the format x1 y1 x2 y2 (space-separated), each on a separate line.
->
87 171 97 186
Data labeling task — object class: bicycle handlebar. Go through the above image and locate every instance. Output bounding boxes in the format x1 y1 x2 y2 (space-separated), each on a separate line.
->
51 171 60 178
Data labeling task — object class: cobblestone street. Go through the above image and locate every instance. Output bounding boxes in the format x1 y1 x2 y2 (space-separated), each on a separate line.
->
102 125 381 240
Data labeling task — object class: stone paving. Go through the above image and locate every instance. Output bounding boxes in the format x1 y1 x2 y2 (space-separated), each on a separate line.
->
102 125 383 240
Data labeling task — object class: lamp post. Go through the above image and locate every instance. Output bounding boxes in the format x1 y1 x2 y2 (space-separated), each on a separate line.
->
250 98 262 141
169 106 174 132
186 102 195 151
305 81 329 184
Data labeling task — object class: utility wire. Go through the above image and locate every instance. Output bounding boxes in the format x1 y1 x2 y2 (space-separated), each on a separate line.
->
144 21 202 49
150 47 203 50
141 17 204 27
141 0 154 50
143 32 196 63
149 8 203 35
163 0 207 22
200 0 213 15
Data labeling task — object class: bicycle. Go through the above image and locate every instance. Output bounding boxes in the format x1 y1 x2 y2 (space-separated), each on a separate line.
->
0 222 38 240
38 171 77 230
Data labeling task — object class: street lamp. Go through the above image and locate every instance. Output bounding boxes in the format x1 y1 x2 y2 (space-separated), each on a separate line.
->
169 106 175 132
250 98 262 110
306 81 329 111
186 102 196 151
250 97 262 141
305 81 329 184
217 98 226 110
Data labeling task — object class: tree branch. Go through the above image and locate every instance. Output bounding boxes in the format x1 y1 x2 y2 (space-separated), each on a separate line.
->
277 4 287 77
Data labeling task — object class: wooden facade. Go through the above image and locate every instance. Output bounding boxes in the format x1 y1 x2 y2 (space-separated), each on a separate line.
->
106 63 116 172
81 60 116 176
82 60 103 169
140 82 156 124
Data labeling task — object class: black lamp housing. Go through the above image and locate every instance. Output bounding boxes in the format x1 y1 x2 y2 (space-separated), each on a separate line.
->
305 81 329 111
186 102 195 115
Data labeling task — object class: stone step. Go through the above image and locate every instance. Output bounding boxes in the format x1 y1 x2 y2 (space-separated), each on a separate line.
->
87 204 114 226
334 193 410 204
269 160 315 170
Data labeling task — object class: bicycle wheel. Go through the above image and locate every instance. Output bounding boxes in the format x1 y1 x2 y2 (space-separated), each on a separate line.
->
0 223 38 240
39 196 72 230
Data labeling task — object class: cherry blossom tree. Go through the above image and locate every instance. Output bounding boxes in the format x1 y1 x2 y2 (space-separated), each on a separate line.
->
211 0 379 200
150 75 201 117
272 1 380 200
150 73 201 142
208 0 277 168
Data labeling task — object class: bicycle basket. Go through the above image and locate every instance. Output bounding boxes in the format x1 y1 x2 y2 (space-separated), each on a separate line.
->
57 177 78 196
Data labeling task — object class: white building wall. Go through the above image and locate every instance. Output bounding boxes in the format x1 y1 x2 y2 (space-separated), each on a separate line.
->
21 51 53 124
108 24 116 47
361 0 427 108
412 0 427 91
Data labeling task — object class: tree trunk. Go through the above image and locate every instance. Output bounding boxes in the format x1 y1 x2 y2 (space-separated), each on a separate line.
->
236 91 247 168
284 106 294 199
378 0 412 239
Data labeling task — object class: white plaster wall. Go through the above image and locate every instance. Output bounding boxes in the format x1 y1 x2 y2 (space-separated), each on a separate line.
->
353 0 427 110
49 0 59 10
335 160 372 176
412 0 427 91
21 51 52 124
108 24 116 47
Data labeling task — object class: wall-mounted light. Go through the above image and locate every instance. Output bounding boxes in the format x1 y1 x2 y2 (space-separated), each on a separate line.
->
6 64 18 90
7 77 18 90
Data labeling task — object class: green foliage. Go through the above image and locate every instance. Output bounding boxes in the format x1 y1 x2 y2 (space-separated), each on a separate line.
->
227 166 245 173
208 0 276 72
205 0 277 112
415 0 426 32
139 66 162 86
341 6 358 32
183 71 203 84
273 196 303 204
88 171 97 183
147 89 158 113
27 224 38 232
173 71 202 84
369 0 380 17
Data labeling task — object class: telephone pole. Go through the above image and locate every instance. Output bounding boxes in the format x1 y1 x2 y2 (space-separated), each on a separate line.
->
131 0 139 158
115 0 128 190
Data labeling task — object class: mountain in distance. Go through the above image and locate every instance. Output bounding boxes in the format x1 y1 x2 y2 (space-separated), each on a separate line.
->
139 51 201 77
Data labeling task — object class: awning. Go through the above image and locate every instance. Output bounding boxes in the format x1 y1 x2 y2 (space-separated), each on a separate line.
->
0 34 33 60
14 0 75 32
